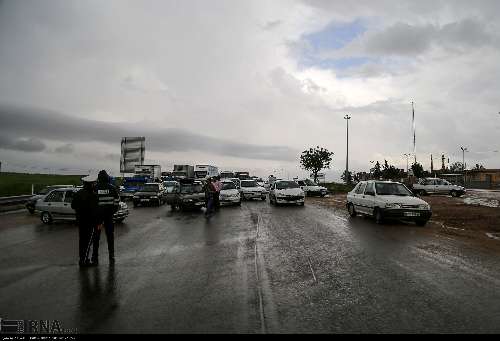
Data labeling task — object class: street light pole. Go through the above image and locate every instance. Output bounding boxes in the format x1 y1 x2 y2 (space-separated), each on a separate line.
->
344 114 351 184
461 146 468 186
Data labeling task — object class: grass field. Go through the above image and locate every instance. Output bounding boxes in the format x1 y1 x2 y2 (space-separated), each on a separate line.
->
0 172 85 197
324 182 355 194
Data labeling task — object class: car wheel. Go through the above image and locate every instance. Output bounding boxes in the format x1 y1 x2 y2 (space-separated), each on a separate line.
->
237 200 242 206
28 208 35 214
450 190 458 197
348 203 357 217
416 219 428 227
299 202 305 206
133 202 138 207
115 218 125 223
41 212 52 224
261 196 266 201
374 208 383 224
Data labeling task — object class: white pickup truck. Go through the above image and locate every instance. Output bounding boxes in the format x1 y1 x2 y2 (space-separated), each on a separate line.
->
412 178 466 197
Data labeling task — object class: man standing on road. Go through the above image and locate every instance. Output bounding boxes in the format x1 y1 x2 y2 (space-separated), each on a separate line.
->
214 175 222 211
204 177 217 218
71 174 99 267
93 170 120 265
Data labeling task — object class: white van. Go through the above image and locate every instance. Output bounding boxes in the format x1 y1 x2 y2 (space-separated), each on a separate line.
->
194 164 219 179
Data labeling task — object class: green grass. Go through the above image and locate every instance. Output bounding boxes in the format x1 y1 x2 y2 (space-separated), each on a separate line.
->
324 182 355 194
0 172 85 197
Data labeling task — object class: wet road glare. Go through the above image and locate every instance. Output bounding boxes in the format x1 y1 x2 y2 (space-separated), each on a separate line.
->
1 200 500 333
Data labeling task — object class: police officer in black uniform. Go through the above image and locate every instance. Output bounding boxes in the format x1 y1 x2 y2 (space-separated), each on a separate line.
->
71 174 99 267
92 170 120 265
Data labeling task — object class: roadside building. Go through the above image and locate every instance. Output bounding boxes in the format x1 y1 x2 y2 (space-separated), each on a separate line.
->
466 169 500 189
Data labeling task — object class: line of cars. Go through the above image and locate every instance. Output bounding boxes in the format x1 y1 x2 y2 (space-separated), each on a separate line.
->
26 185 129 225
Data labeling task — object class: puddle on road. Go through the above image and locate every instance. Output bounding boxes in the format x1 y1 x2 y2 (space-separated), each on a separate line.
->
463 196 499 208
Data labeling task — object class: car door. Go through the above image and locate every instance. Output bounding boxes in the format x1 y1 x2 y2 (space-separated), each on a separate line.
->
352 182 366 213
44 190 65 217
362 182 376 215
62 190 76 217
436 179 449 194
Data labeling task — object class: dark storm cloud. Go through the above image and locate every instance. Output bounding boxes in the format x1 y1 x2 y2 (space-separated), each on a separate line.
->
0 104 299 162
54 143 74 153
0 135 46 152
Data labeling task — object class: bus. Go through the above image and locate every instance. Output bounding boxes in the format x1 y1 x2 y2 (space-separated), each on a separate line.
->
194 164 219 179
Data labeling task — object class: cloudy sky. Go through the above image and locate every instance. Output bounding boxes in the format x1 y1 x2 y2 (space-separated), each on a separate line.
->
1 0 499 180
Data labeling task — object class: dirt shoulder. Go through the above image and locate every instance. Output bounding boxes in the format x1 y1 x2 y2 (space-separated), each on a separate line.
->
307 193 500 249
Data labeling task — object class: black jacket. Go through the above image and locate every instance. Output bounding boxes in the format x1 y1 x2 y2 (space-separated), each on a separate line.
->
71 188 99 225
96 182 120 218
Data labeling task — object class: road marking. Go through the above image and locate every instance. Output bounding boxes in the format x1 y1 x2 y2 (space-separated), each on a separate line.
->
254 213 266 333
307 256 317 283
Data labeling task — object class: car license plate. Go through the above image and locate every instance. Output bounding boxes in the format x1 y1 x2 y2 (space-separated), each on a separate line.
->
141 199 149 202
404 212 420 217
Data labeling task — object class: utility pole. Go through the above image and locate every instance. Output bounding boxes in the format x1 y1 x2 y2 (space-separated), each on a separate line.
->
412 101 416 164
344 114 351 184
403 153 410 176
461 146 468 187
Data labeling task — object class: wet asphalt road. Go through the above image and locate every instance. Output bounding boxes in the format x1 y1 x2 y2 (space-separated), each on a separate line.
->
1 200 500 333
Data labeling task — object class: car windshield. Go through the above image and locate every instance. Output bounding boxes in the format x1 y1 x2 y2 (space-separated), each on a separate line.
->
38 188 50 195
180 184 203 194
241 181 257 188
222 182 236 190
163 181 177 187
276 181 299 189
304 179 316 186
139 184 159 192
375 183 413 196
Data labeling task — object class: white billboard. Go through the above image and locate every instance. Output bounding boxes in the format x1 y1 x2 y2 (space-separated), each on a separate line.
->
120 137 145 173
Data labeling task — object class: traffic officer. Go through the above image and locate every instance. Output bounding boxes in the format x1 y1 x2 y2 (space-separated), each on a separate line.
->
93 170 120 265
71 174 99 267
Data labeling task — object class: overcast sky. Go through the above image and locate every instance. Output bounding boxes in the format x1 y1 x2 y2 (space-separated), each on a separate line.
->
1 0 499 180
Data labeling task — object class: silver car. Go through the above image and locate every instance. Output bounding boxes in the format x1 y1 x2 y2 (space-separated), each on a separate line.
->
35 188 129 224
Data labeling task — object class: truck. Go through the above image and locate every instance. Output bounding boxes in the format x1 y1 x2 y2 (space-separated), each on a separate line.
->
235 171 250 180
220 171 235 179
195 164 219 179
134 164 161 181
121 176 151 198
172 165 195 179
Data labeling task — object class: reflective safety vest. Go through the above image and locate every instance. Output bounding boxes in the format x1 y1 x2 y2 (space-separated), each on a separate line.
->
96 184 120 213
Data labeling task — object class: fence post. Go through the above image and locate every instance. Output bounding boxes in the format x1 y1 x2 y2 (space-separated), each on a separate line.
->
32 184 34 195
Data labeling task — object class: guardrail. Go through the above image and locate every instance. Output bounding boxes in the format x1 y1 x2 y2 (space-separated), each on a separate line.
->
0 195 32 206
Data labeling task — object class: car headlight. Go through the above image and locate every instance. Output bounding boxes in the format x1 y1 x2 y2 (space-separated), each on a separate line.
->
151 196 158 198
133 195 139 198
183 199 193 202
385 203 401 209
419 204 430 210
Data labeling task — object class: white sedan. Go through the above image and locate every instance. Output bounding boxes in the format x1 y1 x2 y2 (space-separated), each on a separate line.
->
240 180 266 201
219 181 241 206
269 180 305 206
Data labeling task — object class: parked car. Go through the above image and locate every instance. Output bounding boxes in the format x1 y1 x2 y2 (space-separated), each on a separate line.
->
169 179 205 210
26 185 75 214
412 178 466 197
35 188 129 224
269 180 305 206
296 179 328 197
163 181 179 194
133 183 166 207
346 180 432 226
219 180 241 206
240 180 266 201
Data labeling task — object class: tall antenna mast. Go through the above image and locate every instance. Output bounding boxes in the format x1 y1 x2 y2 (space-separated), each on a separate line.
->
412 101 416 163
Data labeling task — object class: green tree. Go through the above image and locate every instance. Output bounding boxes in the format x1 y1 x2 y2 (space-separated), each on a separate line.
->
449 162 464 172
411 162 425 178
300 146 334 183
382 160 403 180
371 161 382 179
341 170 353 184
